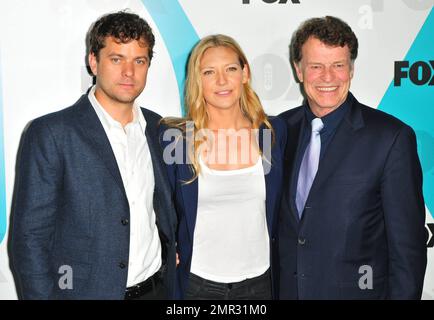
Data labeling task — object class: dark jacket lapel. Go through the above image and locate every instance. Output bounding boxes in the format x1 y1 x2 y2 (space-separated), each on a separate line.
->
142 108 177 241
307 96 365 201
142 109 167 187
74 95 127 199
286 109 308 225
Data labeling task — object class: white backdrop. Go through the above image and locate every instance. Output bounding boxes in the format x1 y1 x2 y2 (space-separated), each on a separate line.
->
0 0 432 299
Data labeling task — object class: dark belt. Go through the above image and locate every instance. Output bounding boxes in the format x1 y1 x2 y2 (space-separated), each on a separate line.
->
189 268 270 290
125 270 162 300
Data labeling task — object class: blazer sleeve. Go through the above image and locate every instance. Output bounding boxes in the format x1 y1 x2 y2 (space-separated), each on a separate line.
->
273 116 288 155
11 119 63 299
381 124 427 299
267 116 288 165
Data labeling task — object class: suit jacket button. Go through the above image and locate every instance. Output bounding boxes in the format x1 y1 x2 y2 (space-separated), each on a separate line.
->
121 219 129 226
298 238 306 245
119 262 126 269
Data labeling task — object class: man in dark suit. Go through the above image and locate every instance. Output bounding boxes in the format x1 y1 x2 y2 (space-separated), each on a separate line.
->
11 11 177 300
278 16 427 299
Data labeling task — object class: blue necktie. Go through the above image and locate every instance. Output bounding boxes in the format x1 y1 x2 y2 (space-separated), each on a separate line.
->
296 118 324 217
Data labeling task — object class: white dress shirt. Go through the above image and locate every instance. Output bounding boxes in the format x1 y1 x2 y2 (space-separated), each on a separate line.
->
88 86 162 287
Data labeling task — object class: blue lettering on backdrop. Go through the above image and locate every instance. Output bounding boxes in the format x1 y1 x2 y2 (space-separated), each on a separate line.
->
140 0 199 116
378 8 434 217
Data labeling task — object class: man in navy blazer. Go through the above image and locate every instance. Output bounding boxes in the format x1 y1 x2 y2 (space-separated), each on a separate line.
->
278 16 427 299
11 11 176 299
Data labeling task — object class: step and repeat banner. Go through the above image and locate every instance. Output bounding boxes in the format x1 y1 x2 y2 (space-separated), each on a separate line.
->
0 0 433 299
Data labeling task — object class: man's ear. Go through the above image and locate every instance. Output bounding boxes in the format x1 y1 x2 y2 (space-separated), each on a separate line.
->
88 53 98 76
293 61 303 83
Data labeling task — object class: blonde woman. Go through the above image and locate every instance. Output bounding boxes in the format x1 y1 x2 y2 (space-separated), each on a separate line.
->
161 34 287 300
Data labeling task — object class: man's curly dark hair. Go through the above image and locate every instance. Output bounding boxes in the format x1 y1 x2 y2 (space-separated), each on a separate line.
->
88 10 155 62
291 16 358 64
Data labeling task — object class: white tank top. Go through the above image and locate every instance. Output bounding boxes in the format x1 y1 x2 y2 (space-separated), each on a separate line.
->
190 156 269 283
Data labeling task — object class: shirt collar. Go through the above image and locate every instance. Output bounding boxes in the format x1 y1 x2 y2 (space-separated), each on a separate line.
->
304 92 352 133
88 85 147 133
132 103 147 134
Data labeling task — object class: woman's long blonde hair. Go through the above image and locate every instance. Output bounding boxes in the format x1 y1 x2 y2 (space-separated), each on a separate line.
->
163 34 274 182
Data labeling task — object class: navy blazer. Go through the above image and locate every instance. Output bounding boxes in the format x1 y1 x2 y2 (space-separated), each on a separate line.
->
278 93 427 299
161 117 287 299
11 95 177 299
